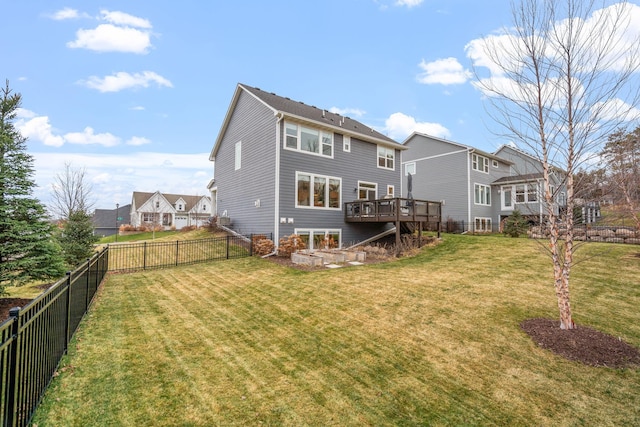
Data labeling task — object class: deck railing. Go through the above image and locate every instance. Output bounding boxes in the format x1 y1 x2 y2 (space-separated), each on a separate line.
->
345 197 441 224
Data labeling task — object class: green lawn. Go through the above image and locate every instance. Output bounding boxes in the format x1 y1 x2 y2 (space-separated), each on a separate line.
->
33 234 640 426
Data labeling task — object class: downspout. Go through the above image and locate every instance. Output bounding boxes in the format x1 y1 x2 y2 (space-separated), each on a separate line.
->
271 111 284 254
467 148 472 230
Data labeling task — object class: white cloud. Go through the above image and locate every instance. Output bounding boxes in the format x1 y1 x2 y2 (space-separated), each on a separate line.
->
63 127 121 147
80 71 173 92
130 106 145 111
100 10 152 29
384 112 451 141
591 98 640 123
67 24 152 54
17 115 65 147
416 57 472 85
329 107 366 117
127 136 151 146
50 8 88 20
395 0 423 8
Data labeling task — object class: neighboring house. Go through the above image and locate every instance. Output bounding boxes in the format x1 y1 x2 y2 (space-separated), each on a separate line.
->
93 204 131 236
402 133 567 232
492 144 567 228
130 191 212 230
208 83 407 249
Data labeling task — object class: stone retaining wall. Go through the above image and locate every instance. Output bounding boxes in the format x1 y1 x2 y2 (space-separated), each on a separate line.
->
529 225 640 244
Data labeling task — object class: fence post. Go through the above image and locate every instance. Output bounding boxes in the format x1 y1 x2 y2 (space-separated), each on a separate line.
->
144 241 147 270
85 258 91 311
176 240 179 266
250 234 253 256
64 271 72 351
226 235 230 259
6 307 22 427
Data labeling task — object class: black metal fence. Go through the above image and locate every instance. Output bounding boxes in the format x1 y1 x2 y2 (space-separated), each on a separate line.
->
0 247 109 427
106 234 262 272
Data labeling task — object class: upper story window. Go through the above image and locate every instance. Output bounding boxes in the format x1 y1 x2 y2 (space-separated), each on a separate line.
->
343 135 351 152
378 146 395 170
405 162 416 176
472 153 489 173
285 122 333 157
235 141 241 170
296 172 341 209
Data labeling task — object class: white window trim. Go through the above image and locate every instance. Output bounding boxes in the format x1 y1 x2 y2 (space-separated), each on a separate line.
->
405 162 416 176
472 153 489 174
295 171 342 210
284 121 334 158
343 135 351 152
501 185 513 210
235 141 241 170
294 228 342 250
474 217 492 233
386 185 394 197
492 159 499 168
474 183 491 206
377 145 395 170
357 181 377 200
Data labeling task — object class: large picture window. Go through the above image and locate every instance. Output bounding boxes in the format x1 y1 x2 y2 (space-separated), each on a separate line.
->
503 183 540 209
285 122 333 157
474 183 491 205
296 172 341 209
378 146 395 170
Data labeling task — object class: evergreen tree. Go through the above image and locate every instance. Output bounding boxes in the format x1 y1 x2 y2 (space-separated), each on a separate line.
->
502 210 528 238
0 80 66 294
58 210 99 267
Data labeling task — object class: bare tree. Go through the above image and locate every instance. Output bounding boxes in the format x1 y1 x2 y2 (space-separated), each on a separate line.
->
471 0 640 329
600 127 640 228
51 162 95 219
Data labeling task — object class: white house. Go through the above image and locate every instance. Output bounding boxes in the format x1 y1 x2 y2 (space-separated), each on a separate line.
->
130 191 212 230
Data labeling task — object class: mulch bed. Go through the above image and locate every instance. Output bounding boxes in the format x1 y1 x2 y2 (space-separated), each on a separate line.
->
521 318 640 368
0 298 33 322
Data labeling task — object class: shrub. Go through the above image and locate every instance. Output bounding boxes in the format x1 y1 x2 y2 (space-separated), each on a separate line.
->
252 235 275 256
503 210 528 237
277 234 306 257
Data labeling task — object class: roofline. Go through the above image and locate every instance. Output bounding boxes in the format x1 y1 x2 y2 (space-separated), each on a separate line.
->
210 84 404 161
404 132 512 164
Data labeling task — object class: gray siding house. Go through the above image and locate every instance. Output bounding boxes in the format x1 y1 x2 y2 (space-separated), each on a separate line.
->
402 134 567 232
402 133 512 232
209 83 406 249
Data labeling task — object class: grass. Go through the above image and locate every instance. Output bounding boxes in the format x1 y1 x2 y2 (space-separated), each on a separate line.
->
32 234 640 426
97 229 214 244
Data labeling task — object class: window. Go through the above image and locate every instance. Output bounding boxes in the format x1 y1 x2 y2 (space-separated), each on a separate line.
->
386 185 394 197
472 153 489 173
405 162 416 176
358 181 377 200
155 201 160 209
235 141 241 170
296 172 341 209
474 183 491 205
142 213 157 222
162 213 172 226
492 159 499 168
378 146 395 170
527 183 538 202
343 135 351 152
284 122 333 157
474 217 492 233
295 229 341 250
506 183 540 206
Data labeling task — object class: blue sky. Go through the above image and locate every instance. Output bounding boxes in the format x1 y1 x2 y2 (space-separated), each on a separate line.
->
3 0 638 210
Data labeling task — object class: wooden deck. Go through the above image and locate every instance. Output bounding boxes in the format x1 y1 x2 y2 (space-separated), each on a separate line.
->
344 198 442 244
